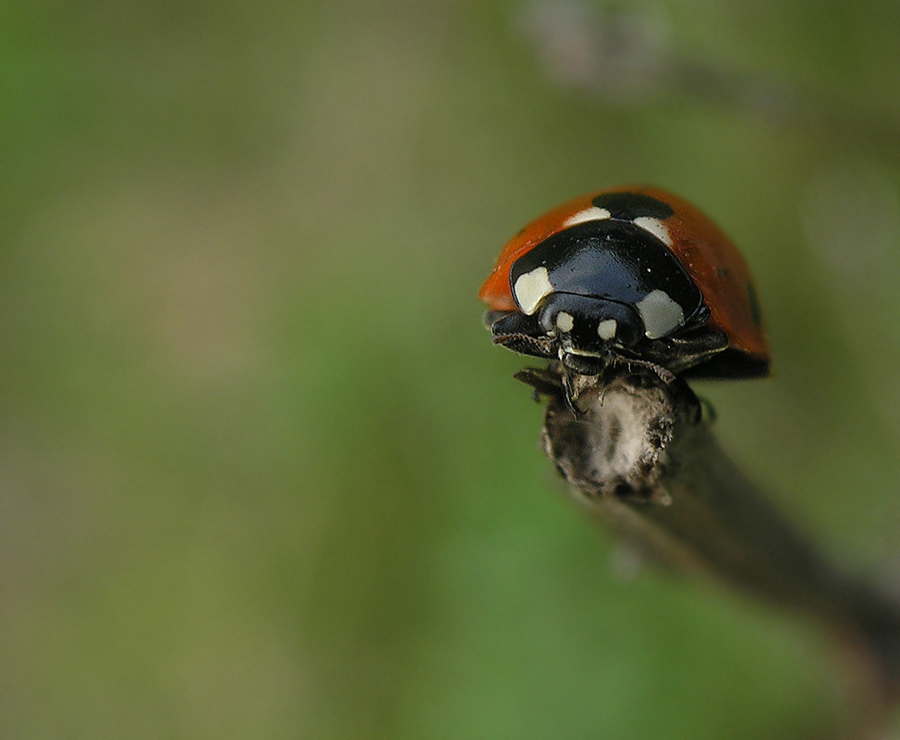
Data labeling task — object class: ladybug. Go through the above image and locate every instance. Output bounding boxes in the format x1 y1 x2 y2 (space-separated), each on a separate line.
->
479 186 769 380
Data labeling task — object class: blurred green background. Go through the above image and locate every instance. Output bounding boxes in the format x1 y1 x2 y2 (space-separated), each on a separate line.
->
3 1 900 738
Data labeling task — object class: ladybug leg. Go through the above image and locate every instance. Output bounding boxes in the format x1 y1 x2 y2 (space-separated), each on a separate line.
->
514 366 565 399
620 355 678 385
513 363 585 415
655 329 730 374
485 311 556 359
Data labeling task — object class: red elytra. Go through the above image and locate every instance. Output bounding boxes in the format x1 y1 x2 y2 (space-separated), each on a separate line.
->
479 185 769 366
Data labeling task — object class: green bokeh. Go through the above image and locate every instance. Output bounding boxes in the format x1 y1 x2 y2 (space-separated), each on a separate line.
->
3 1 900 737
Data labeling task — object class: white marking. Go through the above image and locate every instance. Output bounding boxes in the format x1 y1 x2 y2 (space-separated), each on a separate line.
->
597 319 617 340
635 289 684 339
562 346 602 357
555 311 574 332
633 216 673 247
513 266 553 315
562 206 611 228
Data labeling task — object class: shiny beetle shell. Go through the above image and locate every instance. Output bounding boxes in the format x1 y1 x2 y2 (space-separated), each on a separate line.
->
479 186 769 379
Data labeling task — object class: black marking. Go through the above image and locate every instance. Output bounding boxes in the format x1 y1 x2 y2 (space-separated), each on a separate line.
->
592 192 675 222
746 281 762 327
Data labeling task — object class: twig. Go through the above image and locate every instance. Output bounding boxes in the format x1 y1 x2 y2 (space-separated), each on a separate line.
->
517 365 900 737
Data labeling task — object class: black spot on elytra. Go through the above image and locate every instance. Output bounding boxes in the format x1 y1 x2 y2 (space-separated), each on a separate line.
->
746 280 762 326
592 192 675 221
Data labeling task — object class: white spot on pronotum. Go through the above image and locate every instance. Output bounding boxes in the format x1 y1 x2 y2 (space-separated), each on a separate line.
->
563 206 612 228
513 266 553 315
555 311 574 332
633 216 673 247
597 319 617 340
635 289 684 339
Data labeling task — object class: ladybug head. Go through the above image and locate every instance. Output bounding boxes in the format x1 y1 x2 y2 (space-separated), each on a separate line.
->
486 297 647 375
